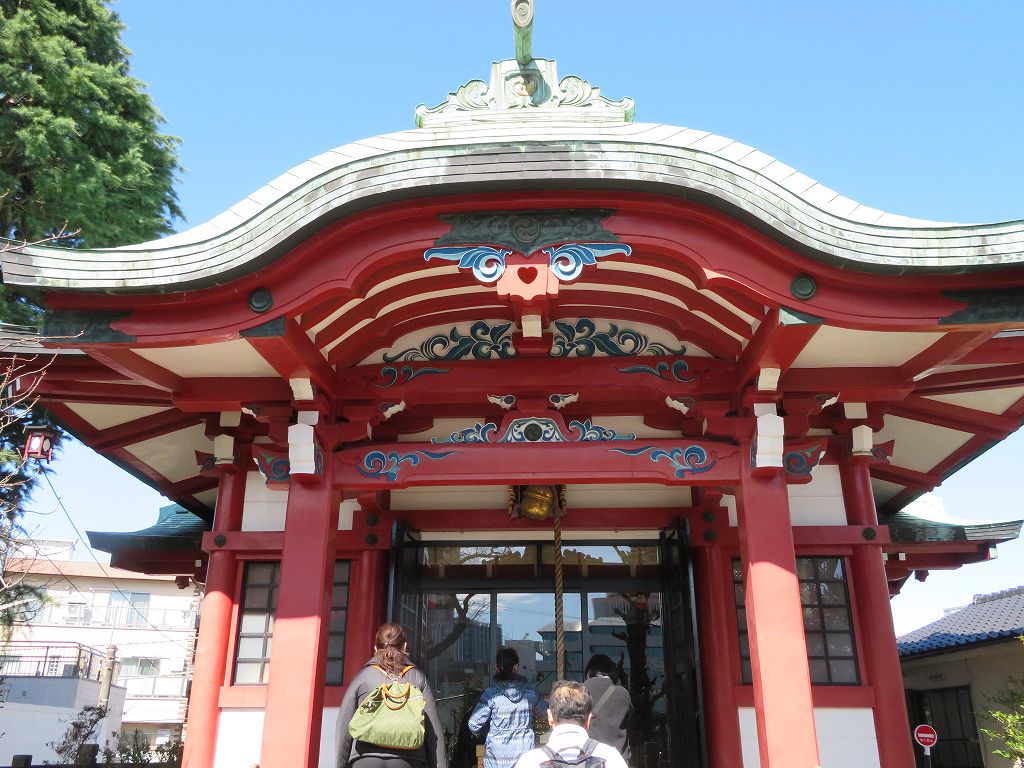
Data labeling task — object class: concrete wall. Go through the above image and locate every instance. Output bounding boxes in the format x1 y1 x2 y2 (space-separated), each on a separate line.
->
0 678 125 765
902 639 1024 768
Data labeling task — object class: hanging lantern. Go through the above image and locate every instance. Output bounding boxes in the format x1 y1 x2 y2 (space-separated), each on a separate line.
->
22 424 57 462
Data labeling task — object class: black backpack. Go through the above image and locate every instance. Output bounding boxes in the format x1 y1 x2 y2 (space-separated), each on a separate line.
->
540 739 607 768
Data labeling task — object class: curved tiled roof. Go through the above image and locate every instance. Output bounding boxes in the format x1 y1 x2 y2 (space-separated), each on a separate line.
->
3 121 1024 293
898 585 1024 657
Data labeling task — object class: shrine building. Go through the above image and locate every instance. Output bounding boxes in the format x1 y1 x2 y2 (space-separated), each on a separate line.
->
4 7 1024 768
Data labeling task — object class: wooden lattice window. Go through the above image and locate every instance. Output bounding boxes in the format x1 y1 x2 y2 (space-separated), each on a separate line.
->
326 560 351 686
234 561 280 685
734 556 860 685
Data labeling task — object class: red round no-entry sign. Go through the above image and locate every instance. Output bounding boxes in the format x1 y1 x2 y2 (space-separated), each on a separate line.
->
914 724 938 748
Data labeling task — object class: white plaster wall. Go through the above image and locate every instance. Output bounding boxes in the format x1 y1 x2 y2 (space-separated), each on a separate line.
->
213 709 264 768
242 473 358 531
787 464 847 525
738 707 881 768
724 466 847 526
242 471 288 530
319 706 340 768
391 484 508 510
564 483 692 508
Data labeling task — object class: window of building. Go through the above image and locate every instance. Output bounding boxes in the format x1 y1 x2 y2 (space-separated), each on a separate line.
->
733 556 860 685
108 592 151 627
234 561 280 685
326 560 351 686
120 657 161 678
65 602 88 624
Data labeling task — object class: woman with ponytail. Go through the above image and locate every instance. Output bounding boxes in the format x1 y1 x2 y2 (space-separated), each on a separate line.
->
468 647 545 768
336 623 447 768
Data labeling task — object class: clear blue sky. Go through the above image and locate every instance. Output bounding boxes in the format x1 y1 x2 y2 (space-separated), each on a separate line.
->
26 0 1024 635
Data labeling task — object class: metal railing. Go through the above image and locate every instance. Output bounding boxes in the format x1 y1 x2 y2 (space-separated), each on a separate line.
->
0 642 104 680
118 675 188 698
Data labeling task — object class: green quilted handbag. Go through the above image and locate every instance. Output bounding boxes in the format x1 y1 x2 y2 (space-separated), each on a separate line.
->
348 665 426 750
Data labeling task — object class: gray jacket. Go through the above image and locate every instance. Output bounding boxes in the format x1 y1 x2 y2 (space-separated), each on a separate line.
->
335 661 447 768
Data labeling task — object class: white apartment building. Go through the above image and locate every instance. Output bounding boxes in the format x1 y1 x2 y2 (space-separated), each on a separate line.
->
3 558 199 750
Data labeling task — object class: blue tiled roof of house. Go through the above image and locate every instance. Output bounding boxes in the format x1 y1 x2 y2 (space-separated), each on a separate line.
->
898 585 1024 657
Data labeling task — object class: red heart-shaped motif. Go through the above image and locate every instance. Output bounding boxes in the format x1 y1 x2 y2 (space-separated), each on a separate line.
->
518 266 538 284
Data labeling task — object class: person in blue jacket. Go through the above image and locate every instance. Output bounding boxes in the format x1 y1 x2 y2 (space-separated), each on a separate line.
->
468 647 546 768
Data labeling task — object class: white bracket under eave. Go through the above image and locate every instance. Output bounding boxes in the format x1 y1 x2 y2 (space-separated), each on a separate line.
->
289 377 315 402
753 402 784 470
213 434 235 465
756 367 781 392
288 410 320 477
852 424 874 456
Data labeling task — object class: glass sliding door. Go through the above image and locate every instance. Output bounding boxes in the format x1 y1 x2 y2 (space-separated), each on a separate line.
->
392 536 700 768
496 592 583 694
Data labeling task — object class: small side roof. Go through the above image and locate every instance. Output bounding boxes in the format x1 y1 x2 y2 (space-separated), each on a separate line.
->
86 503 208 576
898 585 1024 657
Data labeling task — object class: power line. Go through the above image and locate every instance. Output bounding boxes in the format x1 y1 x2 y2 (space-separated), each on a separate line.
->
34 472 198 651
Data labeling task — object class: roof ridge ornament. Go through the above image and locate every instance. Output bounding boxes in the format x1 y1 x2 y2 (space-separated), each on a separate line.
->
414 0 634 128
513 0 534 66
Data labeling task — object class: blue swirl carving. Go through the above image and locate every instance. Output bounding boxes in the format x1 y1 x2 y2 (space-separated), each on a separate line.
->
568 419 636 442
423 246 512 283
254 452 291 482
610 445 717 477
356 449 459 481
385 321 516 362
784 446 823 477
618 360 698 383
550 319 686 358
375 365 451 387
544 243 632 281
432 422 498 444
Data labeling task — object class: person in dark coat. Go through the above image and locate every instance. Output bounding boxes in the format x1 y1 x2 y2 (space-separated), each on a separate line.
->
468 647 546 768
582 654 632 760
336 623 447 768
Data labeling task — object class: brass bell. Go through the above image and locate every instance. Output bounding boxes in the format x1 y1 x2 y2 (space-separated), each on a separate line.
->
519 485 556 520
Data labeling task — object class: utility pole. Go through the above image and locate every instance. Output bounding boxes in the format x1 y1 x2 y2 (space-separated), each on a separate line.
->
97 644 116 709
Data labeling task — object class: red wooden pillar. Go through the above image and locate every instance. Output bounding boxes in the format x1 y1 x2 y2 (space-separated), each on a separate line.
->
839 453 916 768
260 467 340 768
343 549 388 685
695 542 744 768
182 466 245 768
737 444 821 768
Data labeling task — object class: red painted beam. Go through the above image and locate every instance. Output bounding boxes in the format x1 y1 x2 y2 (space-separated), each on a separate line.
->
958 334 1024 364
85 347 183 392
397 507 681 531
914 362 1024 396
780 366 913 401
334 355 733 407
735 308 820 388
245 318 338 398
887 396 1019 441
870 463 941 491
44 355 130 381
898 331 993 381
335 439 739 489
91 410 206 452
173 377 292 411
36 379 171 406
